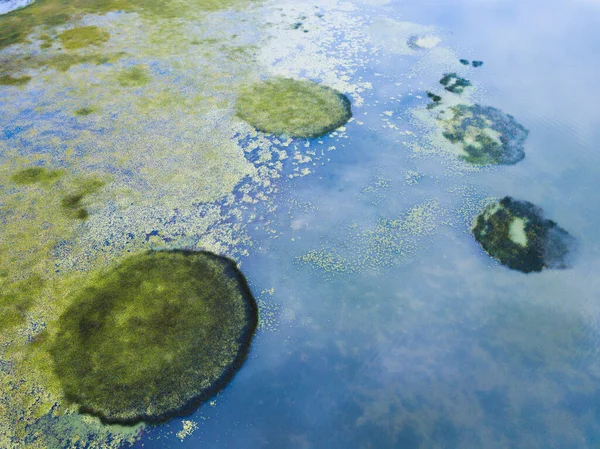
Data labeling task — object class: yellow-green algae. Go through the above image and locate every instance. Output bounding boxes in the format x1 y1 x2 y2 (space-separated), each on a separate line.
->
60 176 106 220
51 250 258 424
0 74 31 85
58 26 109 50
116 64 151 87
0 0 253 51
236 77 352 138
0 2 368 445
11 166 64 184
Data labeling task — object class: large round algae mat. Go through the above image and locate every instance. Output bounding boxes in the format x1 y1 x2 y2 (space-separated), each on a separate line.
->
51 250 258 424
236 77 352 138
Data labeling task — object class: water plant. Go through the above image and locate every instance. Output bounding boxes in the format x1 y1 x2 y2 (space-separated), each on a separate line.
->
236 77 352 138
472 197 575 273
60 177 105 219
439 104 529 165
117 64 151 87
50 250 258 424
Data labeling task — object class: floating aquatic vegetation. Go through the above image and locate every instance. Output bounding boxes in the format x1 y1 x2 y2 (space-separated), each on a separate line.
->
11 166 64 184
472 60 483 68
58 26 109 50
0 0 252 50
74 106 96 116
439 72 472 94
0 74 31 85
472 197 575 273
60 177 106 220
438 104 529 165
51 250 258 424
459 59 469 66
116 64 151 87
236 77 352 138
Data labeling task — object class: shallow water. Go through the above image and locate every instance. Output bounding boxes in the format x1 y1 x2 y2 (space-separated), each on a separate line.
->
1 0 600 448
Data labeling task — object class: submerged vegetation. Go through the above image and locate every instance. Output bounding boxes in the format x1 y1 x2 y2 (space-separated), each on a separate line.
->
0 74 31 85
439 72 472 94
117 64 151 87
60 177 106 220
236 77 352 138
51 250 258 424
472 197 575 273
11 166 64 184
58 26 109 50
438 104 529 165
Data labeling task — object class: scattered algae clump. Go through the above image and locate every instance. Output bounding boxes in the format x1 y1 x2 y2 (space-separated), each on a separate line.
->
51 250 258 424
236 77 352 138
439 104 529 165
472 197 575 273
58 26 109 50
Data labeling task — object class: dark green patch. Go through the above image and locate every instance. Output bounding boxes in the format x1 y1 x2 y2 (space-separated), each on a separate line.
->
472 60 484 68
472 197 575 273
236 77 352 138
117 65 151 87
439 104 528 165
0 74 32 86
439 72 472 94
60 178 105 220
75 106 95 116
459 59 469 66
11 166 64 184
51 250 258 424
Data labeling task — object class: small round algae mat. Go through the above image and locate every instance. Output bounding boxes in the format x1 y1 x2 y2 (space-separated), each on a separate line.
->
236 77 352 138
51 250 258 424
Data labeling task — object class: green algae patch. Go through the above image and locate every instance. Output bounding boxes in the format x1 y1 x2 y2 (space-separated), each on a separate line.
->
11 166 64 184
58 26 109 50
75 106 96 116
472 197 576 273
0 74 31 85
60 177 106 220
117 64 151 87
439 72 472 94
50 250 258 424
0 0 253 51
236 77 352 138
439 104 529 165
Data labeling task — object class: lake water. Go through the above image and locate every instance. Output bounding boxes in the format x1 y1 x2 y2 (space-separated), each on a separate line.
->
1 0 600 448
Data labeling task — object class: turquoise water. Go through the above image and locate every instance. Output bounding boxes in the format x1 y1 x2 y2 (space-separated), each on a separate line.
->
2 0 600 448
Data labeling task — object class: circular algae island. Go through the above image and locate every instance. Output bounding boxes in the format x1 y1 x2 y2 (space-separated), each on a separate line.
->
472 197 575 273
51 250 258 424
236 77 352 138
439 104 528 165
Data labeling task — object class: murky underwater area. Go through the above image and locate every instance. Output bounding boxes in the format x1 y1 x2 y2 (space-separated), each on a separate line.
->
1 0 600 447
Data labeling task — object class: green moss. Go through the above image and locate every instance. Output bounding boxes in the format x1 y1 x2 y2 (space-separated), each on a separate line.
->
50 250 258 424
11 166 64 184
58 26 109 50
117 65 151 87
472 197 574 273
60 177 106 220
236 77 352 138
0 74 32 85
